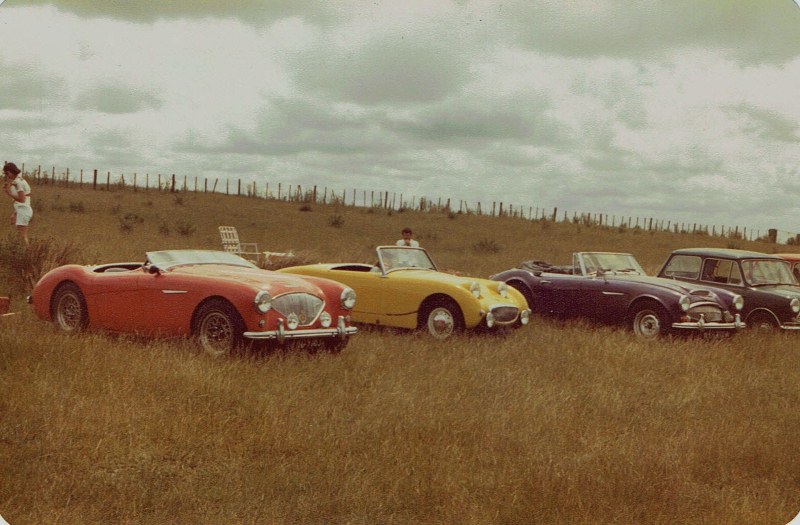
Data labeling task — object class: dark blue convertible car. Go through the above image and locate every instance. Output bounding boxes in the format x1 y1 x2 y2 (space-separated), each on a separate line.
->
491 251 745 339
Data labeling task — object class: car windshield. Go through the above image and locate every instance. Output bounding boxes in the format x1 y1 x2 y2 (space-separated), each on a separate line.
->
576 252 645 276
146 250 257 270
377 246 437 272
741 259 796 286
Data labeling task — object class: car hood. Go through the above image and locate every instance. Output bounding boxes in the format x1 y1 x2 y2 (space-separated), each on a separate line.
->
171 264 325 296
611 274 732 301
745 284 800 298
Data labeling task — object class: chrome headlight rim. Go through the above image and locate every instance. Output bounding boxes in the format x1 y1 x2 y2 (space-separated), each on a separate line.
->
255 290 273 313
470 281 481 299
732 294 744 311
678 295 691 312
320 311 332 328
340 287 356 310
791 297 800 314
286 313 300 330
497 282 508 298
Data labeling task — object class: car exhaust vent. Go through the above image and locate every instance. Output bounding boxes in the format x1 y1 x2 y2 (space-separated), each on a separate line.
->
490 305 519 324
272 293 324 326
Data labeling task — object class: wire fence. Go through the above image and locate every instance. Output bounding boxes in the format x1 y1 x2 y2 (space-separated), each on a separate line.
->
19 164 799 245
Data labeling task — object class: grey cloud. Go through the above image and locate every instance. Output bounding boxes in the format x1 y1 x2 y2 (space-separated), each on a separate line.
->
74 85 162 114
0 63 65 111
726 104 799 143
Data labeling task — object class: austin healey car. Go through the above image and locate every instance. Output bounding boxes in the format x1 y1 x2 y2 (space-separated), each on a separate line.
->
29 249 358 356
490 251 745 339
278 246 531 339
658 248 800 330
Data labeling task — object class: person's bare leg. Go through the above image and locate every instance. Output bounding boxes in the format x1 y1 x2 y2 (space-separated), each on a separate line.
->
17 225 29 246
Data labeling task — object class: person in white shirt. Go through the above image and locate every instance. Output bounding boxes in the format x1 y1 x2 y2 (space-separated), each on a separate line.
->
3 162 32 245
396 227 419 248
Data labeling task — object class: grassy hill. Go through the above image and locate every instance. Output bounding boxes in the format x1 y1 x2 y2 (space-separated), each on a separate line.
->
2 183 799 524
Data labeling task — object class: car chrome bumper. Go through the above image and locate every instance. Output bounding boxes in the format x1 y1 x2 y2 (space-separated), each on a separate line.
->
243 316 357 343
672 314 744 331
778 323 800 330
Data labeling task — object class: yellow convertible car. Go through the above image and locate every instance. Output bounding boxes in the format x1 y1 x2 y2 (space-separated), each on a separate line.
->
279 246 531 339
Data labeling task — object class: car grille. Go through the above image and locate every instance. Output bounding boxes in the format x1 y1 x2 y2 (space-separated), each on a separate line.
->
272 293 324 326
686 304 724 323
490 305 519 323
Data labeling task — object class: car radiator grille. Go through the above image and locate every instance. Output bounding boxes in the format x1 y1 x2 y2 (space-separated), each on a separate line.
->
272 293 324 326
687 304 724 323
491 306 519 323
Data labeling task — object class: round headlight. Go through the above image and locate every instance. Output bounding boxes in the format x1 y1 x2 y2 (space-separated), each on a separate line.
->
791 297 800 314
320 311 332 328
497 282 508 298
341 288 356 310
679 295 691 312
286 313 299 330
255 290 272 313
470 281 481 299
732 294 744 311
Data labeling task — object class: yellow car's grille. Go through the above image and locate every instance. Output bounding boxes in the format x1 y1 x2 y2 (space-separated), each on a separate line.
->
272 293 324 326
491 305 519 324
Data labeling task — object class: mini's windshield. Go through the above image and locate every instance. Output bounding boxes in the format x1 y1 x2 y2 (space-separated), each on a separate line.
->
576 252 645 276
377 246 437 272
741 259 796 286
146 250 257 270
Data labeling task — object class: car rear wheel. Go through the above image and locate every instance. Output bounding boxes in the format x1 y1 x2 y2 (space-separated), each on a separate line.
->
52 283 88 333
194 299 245 357
422 298 464 340
631 302 669 340
748 312 779 331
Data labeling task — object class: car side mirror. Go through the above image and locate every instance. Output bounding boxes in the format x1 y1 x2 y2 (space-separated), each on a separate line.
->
148 265 161 275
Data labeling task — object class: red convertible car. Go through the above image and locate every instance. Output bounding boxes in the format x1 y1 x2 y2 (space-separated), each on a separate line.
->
29 249 358 356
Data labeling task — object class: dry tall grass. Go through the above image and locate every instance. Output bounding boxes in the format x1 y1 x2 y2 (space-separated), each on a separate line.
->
1 184 799 524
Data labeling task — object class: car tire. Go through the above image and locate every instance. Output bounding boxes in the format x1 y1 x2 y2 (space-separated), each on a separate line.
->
631 302 669 340
193 299 245 357
52 282 89 333
421 297 464 340
748 312 779 331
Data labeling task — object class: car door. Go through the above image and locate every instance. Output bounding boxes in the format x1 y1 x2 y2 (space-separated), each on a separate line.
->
577 276 630 321
533 272 584 316
89 268 149 332
326 270 384 325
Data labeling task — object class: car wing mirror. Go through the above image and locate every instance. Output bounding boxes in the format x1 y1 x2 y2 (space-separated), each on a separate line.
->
148 265 162 275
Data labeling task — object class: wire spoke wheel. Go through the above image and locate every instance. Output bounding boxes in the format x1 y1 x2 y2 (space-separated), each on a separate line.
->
195 300 244 357
52 283 88 333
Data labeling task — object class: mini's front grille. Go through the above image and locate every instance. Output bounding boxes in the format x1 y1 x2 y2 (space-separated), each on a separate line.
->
272 293 324 326
490 306 519 323
687 304 724 323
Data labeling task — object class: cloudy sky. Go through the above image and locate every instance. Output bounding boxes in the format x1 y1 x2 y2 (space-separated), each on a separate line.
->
1 1 799 235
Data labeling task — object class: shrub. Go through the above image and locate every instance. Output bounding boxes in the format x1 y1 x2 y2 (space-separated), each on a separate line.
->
158 222 170 236
472 238 501 254
328 214 344 228
69 201 85 213
176 221 196 236
0 234 82 289
119 213 144 233
173 195 185 206
257 252 316 271
299 204 312 212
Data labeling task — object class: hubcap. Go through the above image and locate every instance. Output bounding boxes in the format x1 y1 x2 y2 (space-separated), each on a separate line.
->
635 311 661 339
428 307 455 339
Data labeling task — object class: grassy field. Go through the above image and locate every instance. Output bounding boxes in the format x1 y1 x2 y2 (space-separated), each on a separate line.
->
2 183 800 524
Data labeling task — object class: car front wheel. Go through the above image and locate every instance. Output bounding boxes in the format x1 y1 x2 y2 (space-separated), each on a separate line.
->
631 303 669 340
194 299 245 357
422 298 464 340
748 312 779 331
52 283 88 333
